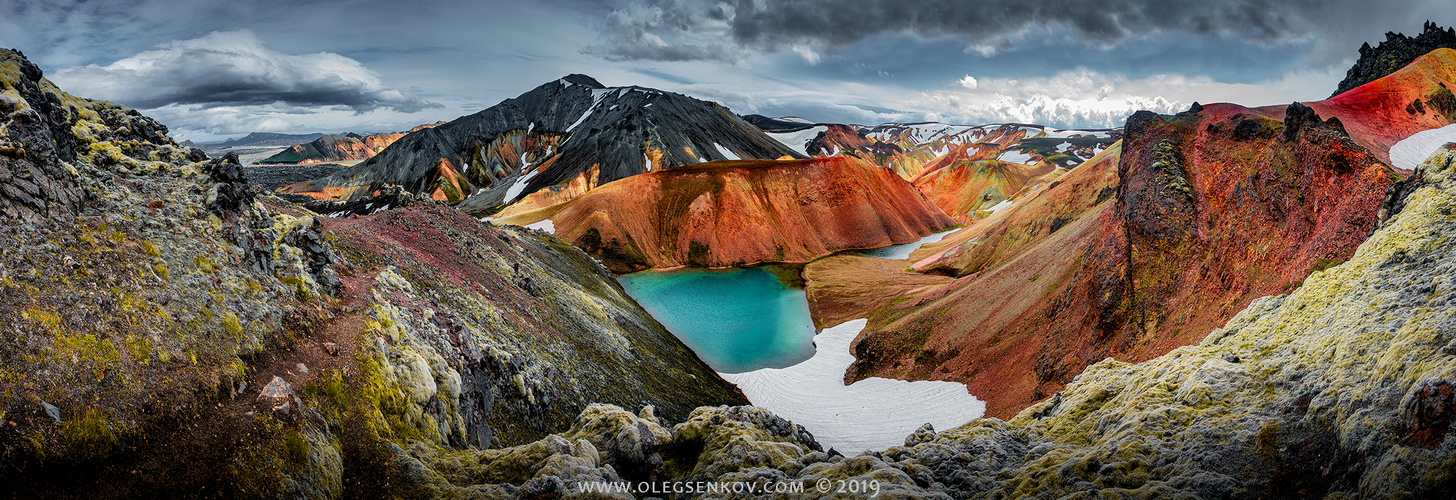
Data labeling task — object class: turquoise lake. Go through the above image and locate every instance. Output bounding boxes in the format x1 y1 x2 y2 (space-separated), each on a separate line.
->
617 267 817 373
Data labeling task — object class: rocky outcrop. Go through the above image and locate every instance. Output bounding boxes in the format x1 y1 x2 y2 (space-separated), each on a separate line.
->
366 145 1456 499
280 75 803 210
1333 21 1456 96
1293 48 1456 165
259 122 442 164
0 48 745 497
550 157 956 272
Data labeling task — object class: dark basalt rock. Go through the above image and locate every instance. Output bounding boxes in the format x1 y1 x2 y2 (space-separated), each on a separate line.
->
1283 102 1322 141
1333 21 1456 96
206 152 255 215
0 50 83 223
302 182 429 217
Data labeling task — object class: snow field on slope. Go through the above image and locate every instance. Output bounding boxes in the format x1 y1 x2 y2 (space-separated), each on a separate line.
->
767 126 828 156
721 319 985 453
1391 123 1456 171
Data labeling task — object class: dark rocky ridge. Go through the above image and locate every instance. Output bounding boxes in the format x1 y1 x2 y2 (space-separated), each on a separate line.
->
1333 21 1456 96
206 131 329 149
742 113 817 132
260 132 368 164
283 74 805 212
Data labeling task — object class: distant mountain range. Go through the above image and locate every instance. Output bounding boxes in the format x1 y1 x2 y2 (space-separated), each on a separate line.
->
258 122 444 164
203 132 331 149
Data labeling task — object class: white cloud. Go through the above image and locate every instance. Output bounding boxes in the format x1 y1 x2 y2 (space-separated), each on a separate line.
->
49 30 439 113
908 68 1344 129
793 46 821 65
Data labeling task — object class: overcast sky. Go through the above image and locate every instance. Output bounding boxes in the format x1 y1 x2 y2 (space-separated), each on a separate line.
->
4 0 1454 142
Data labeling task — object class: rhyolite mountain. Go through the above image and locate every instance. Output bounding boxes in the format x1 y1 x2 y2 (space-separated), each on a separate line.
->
552 156 956 273
280 74 804 212
258 122 443 164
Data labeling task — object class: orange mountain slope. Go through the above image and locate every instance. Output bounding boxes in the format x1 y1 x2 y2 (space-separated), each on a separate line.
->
811 102 1396 418
550 157 956 273
909 147 1060 223
910 140 1123 277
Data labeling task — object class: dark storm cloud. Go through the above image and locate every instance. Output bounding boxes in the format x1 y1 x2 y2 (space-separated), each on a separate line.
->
589 0 1431 65
49 30 441 113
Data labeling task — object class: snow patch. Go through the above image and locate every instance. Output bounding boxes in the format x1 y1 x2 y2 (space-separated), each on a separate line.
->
985 198 1015 213
859 228 959 260
998 149 1034 164
1391 124 1456 171
767 126 828 156
525 218 555 233
714 143 740 160
721 319 985 453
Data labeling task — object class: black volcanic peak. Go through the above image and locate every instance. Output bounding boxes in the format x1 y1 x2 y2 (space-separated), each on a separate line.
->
1333 21 1456 96
560 74 605 88
286 74 805 213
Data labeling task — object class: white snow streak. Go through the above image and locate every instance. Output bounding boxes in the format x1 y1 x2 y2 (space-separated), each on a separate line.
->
714 143 740 160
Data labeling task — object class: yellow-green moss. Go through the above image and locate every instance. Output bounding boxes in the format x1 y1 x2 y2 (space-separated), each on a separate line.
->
140 240 159 257
62 408 118 458
24 308 63 334
152 263 169 281
194 255 218 274
356 353 418 442
278 275 313 300
221 313 243 338
283 429 308 464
